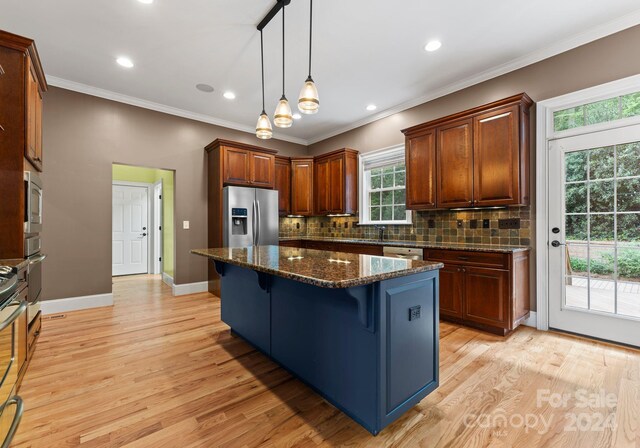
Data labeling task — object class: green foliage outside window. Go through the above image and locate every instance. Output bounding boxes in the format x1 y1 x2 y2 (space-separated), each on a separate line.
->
554 91 640 132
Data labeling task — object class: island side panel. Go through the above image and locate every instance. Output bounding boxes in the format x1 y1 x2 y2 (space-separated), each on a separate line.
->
269 276 379 433
220 264 271 354
377 271 439 430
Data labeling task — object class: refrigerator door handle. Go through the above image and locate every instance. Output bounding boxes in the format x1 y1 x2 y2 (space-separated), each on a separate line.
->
252 200 257 245
255 200 261 245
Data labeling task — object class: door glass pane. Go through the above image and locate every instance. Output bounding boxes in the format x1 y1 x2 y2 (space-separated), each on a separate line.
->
588 245 615 313
563 140 640 319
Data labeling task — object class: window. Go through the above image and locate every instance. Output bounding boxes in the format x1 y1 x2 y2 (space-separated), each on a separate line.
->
359 146 411 224
554 91 640 132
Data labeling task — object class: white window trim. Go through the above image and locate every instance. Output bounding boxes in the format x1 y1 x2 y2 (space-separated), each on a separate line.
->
358 145 412 225
535 73 640 332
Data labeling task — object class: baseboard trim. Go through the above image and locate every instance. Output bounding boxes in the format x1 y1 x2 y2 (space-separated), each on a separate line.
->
522 311 537 328
40 293 114 315
172 281 208 296
162 273 174 287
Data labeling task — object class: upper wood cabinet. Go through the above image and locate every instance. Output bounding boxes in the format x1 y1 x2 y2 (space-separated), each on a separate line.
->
402 93 532 209
275 156 291 216
291 158 314 216
26 57 43 171
313 148 358 215
215 140 276 189
473 105 522 206
405 129 436 209
437 119 473 208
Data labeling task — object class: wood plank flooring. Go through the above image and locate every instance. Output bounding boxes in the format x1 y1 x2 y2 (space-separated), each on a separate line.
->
12 275 640 447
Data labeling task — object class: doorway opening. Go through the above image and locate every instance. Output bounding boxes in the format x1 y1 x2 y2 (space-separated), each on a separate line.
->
112 164 175 287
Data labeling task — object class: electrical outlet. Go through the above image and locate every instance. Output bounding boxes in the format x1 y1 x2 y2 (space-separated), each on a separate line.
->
470 219 478 229
409 305 421 321
428 219 435 229
296 222 300 229
182 220 190 230
498 218 521 229
332 221 336 228
483 219 490 229
456 219 463 228
344 222 348 228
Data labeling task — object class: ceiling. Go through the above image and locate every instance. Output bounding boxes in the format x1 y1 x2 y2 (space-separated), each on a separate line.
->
2 0 640 145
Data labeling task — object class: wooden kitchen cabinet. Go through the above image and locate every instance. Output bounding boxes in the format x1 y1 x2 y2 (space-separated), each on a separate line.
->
221 143 275 188
438 264 464 319
291 158 314 216
0 31 47 259
26 58 43 171
402 94 532 209
436 119 473 208
424 248 530 335
313 148 358 215
473 105 527 206
405 129 437 209
275 156 291 216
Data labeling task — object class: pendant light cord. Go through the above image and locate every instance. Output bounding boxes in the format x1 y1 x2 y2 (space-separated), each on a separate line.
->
260 29 265 112
281 1 286 97
308 0 313 77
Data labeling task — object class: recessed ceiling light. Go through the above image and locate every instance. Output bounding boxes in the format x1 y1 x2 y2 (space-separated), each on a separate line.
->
223 91 236 100
424 40 442 52
196 83 214 93
116 57 134 68
138 0 153 4
292 113 302 120
366 104 377 111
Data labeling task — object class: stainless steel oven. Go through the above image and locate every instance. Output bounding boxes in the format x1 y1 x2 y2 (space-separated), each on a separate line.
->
24 171 43 235
0 283 26 447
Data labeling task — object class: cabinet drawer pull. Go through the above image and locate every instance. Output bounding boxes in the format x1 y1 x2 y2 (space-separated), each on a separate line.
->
0 124 5 132
0 64 5 75
458 256 469 260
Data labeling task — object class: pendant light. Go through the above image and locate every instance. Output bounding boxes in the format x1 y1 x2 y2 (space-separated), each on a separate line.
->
298 0 319 114
273 1 293 128
256 30 273 139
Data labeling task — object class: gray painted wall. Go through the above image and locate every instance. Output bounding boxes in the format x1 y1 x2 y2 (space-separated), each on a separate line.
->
41 88 306 300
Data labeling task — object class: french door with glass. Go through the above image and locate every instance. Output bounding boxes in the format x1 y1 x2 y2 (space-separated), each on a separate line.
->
548 124 640 347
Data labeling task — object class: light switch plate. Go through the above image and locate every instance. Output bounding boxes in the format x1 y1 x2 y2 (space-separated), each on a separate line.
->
183 220 190 230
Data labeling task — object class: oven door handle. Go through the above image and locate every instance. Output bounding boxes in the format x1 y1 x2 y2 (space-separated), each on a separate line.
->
29 254 47 265
0 301 27 332
0 396 24 448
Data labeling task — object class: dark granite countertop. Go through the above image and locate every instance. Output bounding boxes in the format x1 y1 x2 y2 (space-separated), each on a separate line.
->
191 245 443 289
0 258 29 271
279 237 529 253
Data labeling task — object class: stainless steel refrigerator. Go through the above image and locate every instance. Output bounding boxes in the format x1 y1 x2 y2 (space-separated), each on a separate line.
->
223 186 279 247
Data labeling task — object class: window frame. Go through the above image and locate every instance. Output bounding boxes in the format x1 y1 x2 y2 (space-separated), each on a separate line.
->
358 146 412 225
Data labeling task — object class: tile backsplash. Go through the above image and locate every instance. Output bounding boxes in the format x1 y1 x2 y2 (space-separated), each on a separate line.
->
279 207 531 246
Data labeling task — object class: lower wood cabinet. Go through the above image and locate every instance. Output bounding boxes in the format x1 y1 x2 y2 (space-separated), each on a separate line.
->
425 249 530 335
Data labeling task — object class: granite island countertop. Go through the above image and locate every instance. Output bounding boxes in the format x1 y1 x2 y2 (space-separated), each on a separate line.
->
191 245 443 289
279 236 529 253
0 258 29 271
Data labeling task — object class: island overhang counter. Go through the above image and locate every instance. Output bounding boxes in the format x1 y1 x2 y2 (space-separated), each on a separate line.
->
191 245 443 435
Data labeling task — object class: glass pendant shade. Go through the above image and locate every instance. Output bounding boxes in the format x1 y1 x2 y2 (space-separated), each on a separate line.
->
274 96 293 128
255 111 273 139
298 77 319 114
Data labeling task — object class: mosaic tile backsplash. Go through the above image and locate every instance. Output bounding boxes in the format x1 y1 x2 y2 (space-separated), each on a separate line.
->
279 207 532 247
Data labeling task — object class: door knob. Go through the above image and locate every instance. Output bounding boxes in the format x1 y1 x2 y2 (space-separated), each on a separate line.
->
143 227 147 230
551 240 564 247
142 233 147 237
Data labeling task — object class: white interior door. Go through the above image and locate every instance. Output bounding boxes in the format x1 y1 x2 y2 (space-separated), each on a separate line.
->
112 185 149 276
548 124 640 347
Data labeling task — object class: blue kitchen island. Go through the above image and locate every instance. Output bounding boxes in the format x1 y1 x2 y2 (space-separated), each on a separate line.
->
191 245 442 435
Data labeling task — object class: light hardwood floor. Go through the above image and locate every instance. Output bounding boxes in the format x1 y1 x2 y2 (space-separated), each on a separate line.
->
13 275 640 447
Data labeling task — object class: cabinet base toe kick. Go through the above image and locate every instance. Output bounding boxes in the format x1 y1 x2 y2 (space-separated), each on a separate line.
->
216 263 440 435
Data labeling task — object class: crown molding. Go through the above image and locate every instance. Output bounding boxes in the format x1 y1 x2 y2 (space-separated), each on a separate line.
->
306 8 640 145
46 76 310 146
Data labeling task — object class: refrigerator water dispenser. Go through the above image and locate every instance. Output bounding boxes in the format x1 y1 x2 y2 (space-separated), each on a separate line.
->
231 208 248 235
